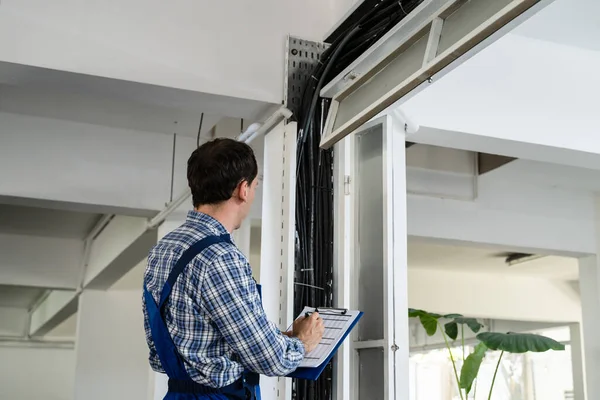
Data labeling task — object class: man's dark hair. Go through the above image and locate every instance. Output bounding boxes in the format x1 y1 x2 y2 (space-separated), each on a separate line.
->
187 138 258 207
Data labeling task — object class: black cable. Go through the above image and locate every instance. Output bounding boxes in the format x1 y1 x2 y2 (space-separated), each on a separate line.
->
293 3 424 399
196 113 204 148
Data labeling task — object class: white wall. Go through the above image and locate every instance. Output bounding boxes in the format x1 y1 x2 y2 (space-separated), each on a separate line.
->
74 290 150 400
0 0 344 105
0 346 75 400
0 307 28 336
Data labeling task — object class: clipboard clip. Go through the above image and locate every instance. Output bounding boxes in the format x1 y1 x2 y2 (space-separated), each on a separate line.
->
305 307 348 317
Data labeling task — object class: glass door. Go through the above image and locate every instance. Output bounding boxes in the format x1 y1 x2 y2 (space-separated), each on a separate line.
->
334 114 408 400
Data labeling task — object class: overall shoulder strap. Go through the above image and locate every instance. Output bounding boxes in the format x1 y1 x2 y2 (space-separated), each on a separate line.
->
158 234 232 309
143 233 232 380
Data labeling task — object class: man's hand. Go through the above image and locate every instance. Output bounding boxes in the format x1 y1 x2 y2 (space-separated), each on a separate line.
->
292 312 325 353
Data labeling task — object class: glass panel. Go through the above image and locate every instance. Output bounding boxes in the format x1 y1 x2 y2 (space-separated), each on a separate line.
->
355 125 384 341
358 347 385 400
409 343 574 399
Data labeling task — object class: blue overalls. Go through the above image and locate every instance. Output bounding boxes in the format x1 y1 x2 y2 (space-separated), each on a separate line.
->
144 234 261 400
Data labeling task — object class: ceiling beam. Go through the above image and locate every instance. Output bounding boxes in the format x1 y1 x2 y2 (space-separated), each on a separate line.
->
478 153 517 175
407 174 596 256
409 268 580 322
29 290 77 337
0 233 84 289
28 215 156 337
83 216 157 290
409 125 600 171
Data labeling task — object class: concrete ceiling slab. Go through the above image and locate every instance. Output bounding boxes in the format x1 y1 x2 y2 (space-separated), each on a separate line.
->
512 0 600 53
0 204 101 239
408 239 579 281
0 285 45 308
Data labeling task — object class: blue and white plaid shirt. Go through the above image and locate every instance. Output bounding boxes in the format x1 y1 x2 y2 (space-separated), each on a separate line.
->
143 210 305 387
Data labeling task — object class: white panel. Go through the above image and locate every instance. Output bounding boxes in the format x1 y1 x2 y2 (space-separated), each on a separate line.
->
74 290 150 400
0 232 84 288
0 112 172 213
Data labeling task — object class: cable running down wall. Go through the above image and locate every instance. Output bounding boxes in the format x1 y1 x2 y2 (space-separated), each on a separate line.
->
292 1 424 399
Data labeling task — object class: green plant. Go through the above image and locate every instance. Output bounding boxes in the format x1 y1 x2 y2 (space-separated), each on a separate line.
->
408 308 565 400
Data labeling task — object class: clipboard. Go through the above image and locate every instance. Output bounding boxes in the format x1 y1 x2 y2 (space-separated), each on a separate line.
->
286 307 364 381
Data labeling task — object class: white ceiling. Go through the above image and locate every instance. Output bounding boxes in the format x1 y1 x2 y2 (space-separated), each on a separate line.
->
0 83 221 138
0 61 272 123
512 0 600 53
0 285 45 308
0 204 101 239
408 239 579 281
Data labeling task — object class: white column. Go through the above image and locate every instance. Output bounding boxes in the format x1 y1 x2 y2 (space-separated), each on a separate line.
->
579 255 600 400
579 197 600 400
73 289 150 400
259 121 297 400
233 219 251 259
570 323 586 400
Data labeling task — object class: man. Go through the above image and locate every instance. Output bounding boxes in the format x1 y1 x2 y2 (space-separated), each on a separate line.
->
143 138 324 400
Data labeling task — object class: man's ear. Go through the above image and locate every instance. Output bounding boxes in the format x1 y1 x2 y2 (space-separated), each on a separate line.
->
237 180 250 202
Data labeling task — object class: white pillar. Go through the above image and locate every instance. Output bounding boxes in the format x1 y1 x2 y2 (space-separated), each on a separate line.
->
73 289 150 400
570 323 586 400
579 196 600 400
259 121 297 400
579 255 600 400
233 219 251 259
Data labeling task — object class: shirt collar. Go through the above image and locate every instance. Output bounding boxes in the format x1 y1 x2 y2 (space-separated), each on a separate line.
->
186 210 229 235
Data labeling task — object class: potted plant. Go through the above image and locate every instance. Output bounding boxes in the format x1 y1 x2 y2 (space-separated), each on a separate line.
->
408 308 565 400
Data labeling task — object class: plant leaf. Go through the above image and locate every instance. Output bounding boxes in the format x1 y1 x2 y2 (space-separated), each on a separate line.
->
419 314 439 336
445 322 459 340
443 317 483 340
408 308 423 318
459 342 487 394
408 309 441 336
455 318 484 334
477 332 565 353
444 313 463 319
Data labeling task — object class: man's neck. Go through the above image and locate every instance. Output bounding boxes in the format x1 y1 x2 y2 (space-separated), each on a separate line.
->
195 204 239 233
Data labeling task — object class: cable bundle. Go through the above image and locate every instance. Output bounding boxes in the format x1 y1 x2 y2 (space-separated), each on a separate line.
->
293 1 424 399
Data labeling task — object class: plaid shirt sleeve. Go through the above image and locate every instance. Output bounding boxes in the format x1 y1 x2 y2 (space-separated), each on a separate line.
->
142 293 165 373
201 250 305 377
